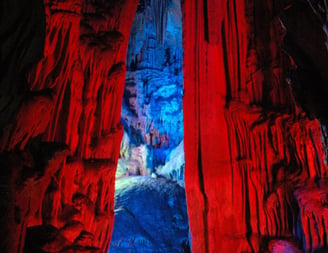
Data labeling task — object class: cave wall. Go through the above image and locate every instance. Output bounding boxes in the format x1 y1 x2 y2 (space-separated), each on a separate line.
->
183 0 328 252
0 0 138 252
1 0 328 252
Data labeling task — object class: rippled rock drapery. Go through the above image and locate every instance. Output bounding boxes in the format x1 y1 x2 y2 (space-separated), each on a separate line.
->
119 0 183 176
2 0 328 252
183 0 328 252
0 0 138 252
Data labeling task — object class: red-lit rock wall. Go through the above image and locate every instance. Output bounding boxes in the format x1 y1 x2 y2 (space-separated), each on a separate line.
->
0 0 138 252
2 0 328 252
183 0 328 252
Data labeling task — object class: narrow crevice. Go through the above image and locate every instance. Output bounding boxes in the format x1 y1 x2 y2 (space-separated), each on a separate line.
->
197 129 209 253
221 21 232 107
245 169 255 253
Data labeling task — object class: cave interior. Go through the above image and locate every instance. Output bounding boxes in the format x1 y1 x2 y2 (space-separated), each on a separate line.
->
2 0 328 253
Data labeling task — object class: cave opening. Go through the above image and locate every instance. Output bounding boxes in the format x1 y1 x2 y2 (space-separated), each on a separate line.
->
109 0 191 252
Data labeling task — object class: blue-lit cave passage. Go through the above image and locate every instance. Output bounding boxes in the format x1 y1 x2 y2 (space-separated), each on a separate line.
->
109 0 191 252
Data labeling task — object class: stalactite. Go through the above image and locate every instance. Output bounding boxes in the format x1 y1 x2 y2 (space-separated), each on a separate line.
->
151 0 168 44
2 0 328 252
0 0 138 252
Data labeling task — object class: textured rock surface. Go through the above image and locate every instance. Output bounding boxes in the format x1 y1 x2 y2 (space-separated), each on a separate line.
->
2 0 328 253
109 176 190 253
157 141 185 186
112 2 188 251
0 0 138 252
183 0 328 252
119 0 184 176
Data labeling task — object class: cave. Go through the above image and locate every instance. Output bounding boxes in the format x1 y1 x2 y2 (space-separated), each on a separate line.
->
110 1 190 252
2 0 328 253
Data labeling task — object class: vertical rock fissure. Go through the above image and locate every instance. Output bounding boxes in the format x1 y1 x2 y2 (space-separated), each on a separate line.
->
203 0 209 42
249 171 261 236
232 0 242 92
244 169 255 253
225 110 235 204
198 126 209 253
221 21 232 107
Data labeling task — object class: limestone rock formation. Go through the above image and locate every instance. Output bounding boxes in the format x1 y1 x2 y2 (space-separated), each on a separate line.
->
2 0 328 252
120 0 183 176
183 0 328 252
109 176 190 253
0 0 138 252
